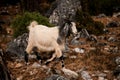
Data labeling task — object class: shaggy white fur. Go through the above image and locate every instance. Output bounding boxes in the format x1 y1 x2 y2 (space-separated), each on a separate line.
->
26 20 77 63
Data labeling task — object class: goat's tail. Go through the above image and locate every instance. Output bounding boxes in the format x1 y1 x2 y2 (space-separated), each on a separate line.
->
30 21 38 28
27 21 38 30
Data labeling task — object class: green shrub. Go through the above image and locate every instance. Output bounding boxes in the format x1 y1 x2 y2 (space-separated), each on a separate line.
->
11 12 53 37
75 10 104 35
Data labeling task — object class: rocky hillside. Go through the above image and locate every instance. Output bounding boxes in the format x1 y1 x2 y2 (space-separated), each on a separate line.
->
0 1 120 79
3 16 120 80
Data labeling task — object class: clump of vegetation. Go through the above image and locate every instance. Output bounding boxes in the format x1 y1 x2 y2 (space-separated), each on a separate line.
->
81 0 120 15
11 12 53 37
75 10 104 35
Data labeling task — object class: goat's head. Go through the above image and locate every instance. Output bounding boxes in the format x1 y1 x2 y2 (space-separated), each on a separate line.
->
59 20 77 38
27 21 38 31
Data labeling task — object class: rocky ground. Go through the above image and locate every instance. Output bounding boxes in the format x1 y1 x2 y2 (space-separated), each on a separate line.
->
0 16 118 80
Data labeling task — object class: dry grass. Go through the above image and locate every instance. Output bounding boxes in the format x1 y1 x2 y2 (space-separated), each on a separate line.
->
1 16 120 80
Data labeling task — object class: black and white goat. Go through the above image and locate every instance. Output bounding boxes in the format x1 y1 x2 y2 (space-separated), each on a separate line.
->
24 20 77 67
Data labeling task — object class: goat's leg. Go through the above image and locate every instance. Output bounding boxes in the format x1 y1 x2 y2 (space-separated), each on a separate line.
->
32 47 41 63
45 52 65 68
60 54 64 68
45 48 62 65
54 47 64 68
35 52 41 60
45 53 56 65
25 42 33 64
34 51 42 64
54 51 65 68
50 52 65 68
24 51 28 63
45 41 63 65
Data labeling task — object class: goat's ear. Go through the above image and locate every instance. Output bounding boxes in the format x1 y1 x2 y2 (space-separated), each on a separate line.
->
59 23 69 38
63 23 70 37
64 23 69 32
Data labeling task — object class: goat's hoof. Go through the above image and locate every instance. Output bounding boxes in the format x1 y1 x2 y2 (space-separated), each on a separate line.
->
25 62 30 66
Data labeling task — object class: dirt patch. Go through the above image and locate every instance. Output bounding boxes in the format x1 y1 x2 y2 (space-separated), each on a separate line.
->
1 16 120 80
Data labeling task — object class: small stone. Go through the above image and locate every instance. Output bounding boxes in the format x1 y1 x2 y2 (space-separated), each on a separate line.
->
17 76 23 80
69 55 77 59
15 63 23 68
108 37 116 42
115 57 120 65
80 71 92 80
73 48 85 53
31 62 41 68
29 69 38 75
62 67 78 79
98 76 105 80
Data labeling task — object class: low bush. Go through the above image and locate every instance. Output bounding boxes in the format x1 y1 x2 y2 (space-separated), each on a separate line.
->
75 10 104 35
11 12 53 37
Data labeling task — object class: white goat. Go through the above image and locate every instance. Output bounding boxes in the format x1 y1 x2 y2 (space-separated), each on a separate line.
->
25 20 77 66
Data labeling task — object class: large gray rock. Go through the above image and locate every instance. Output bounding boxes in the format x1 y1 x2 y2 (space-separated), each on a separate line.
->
6 33 28 59
47 0 81 26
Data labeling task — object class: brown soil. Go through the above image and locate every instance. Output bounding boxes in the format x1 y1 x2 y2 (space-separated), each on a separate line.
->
3 16 119 80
